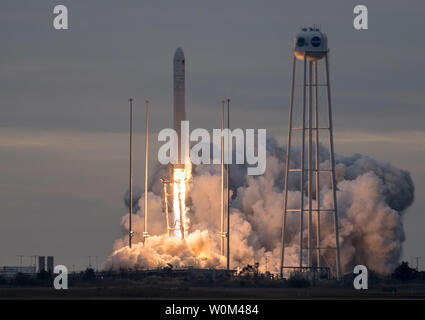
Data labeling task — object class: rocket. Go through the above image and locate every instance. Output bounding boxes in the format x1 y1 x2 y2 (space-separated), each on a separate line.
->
173 47 186 167
171 48 188 239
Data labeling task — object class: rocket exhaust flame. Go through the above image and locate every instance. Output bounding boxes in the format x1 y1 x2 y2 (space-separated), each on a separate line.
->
172 168 189 239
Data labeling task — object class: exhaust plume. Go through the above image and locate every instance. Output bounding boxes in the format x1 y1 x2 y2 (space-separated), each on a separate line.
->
106 137 414 275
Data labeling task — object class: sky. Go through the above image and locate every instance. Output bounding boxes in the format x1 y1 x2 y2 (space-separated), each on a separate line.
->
0 0 424 270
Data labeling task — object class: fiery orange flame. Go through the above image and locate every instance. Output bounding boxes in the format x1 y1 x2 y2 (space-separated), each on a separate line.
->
173 168 187 239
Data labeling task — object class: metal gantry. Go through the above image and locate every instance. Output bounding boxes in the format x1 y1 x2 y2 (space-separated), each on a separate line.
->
161 179 171 236
161 178 186 238
280 50 341 280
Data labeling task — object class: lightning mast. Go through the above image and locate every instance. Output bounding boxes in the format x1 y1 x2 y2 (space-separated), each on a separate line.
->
143 99 150 243
220 99 225 256
129 98 134 248
226 97 231 271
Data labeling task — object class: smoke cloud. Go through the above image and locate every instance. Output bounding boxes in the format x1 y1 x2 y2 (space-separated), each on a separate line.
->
106 137 414 276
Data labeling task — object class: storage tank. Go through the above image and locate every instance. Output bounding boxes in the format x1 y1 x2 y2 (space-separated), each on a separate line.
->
294 27 328 61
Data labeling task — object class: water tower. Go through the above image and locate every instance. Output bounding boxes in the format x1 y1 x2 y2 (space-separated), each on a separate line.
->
280 28 342 280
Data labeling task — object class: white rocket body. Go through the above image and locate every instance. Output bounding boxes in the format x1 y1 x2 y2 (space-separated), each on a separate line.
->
171 48 188 239
173 48 186 167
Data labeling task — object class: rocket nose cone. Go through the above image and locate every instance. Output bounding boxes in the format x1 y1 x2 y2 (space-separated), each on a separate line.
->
174 47 185 60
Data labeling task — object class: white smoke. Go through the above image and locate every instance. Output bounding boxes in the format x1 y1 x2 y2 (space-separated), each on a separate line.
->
106 137 414 276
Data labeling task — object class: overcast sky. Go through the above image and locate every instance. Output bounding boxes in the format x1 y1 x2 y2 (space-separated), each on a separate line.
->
0 0 424 270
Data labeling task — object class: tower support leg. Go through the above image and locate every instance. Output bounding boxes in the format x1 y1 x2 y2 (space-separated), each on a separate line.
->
324 52 342 280
307 61 313 269
299 54 307 269
314 61 321 268
280 56 297 277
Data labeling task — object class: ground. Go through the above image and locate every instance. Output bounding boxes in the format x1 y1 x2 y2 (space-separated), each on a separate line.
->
1 284 425 299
